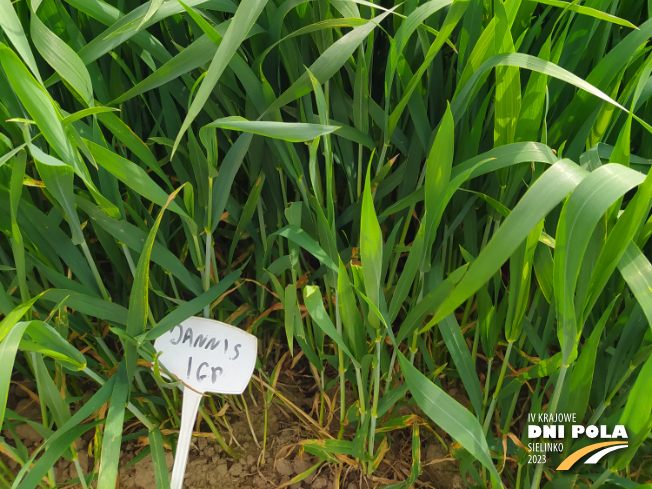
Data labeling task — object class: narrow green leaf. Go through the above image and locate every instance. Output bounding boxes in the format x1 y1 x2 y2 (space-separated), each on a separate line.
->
30 13 93 106
0 294 41 343
388 0 468 136
97 111 169 184
125 186 184 380
438 315 483 416
304 285 359 367
84 139 192 228
424 103 454 246
534 0 638 29
228 173 264 267
148 427 171 489
582 168 652 322
505 220 542 342
75 196 203 296
0 43 75 166
360 168 383 331
173 0 268 155
533 243 554 303
61 107 119 125
25 321 86 370
29 144 84 245
32 353 71 430
397 264 468 343
614 352 652 470
618 242 652 329
338 259 366 361
389 220 425 323
0 0 41 82
451 53 652 134
397 352 503 486
204 116 339 142
567 298 617 423
139 0 165 29
426 160 588 330
97 362 129 489
285 283 297 355
264 9 394 115
0 321 33 432
275 225 338 272
554 165 644 362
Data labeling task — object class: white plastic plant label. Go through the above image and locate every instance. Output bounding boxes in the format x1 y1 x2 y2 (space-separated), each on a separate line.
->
153 316 257 489
154 316 257 395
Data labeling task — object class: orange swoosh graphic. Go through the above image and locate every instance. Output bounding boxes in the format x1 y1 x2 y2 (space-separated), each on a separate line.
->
556 442 627 470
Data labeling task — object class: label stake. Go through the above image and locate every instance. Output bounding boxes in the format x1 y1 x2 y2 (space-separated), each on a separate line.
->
153 317 257 489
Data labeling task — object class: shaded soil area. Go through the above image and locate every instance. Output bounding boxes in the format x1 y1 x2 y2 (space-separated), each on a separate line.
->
115 437 463 489
113 405 463 489
3 358 467 489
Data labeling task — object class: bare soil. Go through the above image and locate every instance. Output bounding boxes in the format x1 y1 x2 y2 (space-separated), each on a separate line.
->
3 361 466 489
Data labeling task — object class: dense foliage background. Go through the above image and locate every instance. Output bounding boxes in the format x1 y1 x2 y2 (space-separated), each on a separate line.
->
0 0 652 487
